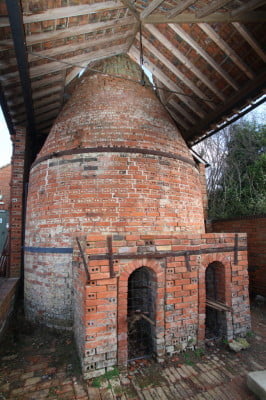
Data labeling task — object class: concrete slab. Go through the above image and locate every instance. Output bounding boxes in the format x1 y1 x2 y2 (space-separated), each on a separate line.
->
247 370 266 400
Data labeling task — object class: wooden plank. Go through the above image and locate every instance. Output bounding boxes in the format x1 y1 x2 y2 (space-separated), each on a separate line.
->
168 97 197 124
139 33 215 107
136 33 215 108
140 0 165 19
196 0 232 18
129 46 206 118
23 2 126 25
232 22 266 62
2 43 129 83
0 16 134 48
7 84 62 106
27 29 135 62
167 0 197 18
169 24 238 90
206 299 231 311
166 106 190 130
120 0 140 19
198 23 255 79
145 24 225 101
231 0 266 16
142 11 266 23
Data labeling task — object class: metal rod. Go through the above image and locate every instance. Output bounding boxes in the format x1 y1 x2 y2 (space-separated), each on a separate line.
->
107 236 115 278
76 237 90 283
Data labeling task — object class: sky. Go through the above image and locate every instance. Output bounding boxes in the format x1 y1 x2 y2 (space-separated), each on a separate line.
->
0 101 265 168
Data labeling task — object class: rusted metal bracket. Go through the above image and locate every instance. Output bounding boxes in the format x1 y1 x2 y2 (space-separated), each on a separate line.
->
89 245 247 261
76 237 90 283
184 251 191 271
234 233 239 265
107 236 115 278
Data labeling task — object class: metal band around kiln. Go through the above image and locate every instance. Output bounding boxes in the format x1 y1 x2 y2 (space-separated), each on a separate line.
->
31 146 196 169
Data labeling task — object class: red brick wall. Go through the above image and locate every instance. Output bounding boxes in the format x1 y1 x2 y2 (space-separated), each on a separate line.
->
73 232 250 378
0 164 11 211
9 128 26 277
212 216 266 297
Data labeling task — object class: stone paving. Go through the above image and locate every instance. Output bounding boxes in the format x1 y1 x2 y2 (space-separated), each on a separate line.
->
0 303 265 400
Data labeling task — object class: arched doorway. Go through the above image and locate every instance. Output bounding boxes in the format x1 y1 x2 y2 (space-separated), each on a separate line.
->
205 261 227 340
127 267 156 360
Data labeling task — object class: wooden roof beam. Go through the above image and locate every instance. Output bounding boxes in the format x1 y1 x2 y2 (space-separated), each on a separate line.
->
136 32 216 109
198 23 255 79
65 40 130 86
232 23 266 63
7 84 62 106
231 0 266 16
142 11 266 23
188 69 266 142
0 16 134 48
168 96 197 124
2 29 136 68
120 0 140 19
140 0 165 19
166 106 191 130
167 0 197 18
2 42 130 83
169 24 238 91
145 24 225 101
128 46 204 119
0 2 127 27
196 0 233 18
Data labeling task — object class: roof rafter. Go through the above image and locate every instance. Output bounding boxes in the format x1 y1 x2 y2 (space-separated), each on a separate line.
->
1 29 136 69
198 23 255 80
196 0 233 18
142 11 266 23
168 96 197 124
129 45 205 118
140 0 165 19
231 0 266 16
232 22 266 63
145 24 225 101
1 1 126 27
2 42 130 84
136 32 215 108
169 24 238 91
188 69 266 142
0 16 134 48
167 0 197 18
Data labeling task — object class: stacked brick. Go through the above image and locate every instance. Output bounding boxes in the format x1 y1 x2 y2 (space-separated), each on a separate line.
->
0 164 11 211
9 128 25 277
212 216 266 297
73 232 251 378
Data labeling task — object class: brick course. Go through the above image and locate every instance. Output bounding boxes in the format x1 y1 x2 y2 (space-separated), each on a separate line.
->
0 164 11 211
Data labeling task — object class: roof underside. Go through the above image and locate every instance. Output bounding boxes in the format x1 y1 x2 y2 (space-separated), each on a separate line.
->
0 0 265 152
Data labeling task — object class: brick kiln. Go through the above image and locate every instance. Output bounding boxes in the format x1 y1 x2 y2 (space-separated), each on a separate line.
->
24 55 251 378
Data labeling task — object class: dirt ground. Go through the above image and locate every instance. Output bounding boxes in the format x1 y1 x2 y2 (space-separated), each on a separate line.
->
0 301 265 399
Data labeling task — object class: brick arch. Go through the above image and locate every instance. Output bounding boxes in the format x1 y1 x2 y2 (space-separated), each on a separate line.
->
117 258 165 365
198 253 233 343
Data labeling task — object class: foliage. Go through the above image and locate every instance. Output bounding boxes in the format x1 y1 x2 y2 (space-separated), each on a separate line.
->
194 119 266 219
